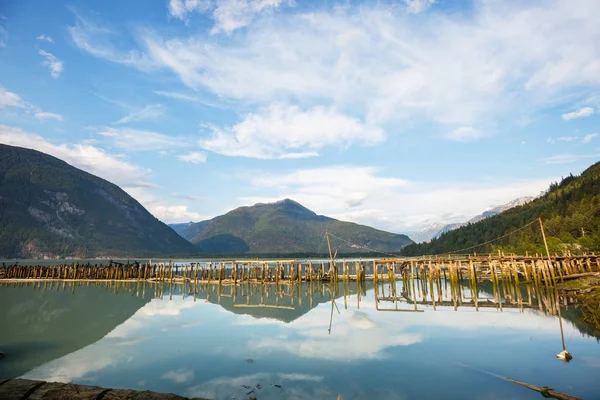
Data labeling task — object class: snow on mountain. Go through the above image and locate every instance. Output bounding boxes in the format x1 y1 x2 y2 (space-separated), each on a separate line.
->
410 196 535 243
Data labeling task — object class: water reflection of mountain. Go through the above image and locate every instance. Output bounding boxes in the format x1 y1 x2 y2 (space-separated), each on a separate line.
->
177 282 371 323
0 283 152 377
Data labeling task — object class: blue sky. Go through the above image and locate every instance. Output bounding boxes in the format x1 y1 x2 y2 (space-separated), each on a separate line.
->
0 0 599 234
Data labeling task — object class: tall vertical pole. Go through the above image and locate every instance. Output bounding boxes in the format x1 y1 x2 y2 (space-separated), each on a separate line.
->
326 230 333 262
539 217 557 284
539 218 552 261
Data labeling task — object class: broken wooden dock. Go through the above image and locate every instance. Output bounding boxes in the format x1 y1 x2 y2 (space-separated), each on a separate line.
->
1 253 598 287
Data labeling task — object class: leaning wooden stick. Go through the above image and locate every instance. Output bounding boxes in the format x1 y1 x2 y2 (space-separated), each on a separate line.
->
458 363 582 400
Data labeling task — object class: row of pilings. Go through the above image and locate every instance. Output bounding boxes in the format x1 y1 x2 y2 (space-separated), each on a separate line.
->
0 259 368 283
0 254 598 284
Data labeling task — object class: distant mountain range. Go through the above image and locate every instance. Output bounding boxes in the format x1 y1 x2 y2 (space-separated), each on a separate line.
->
410 196 535 243
402 161 600 256
171 199 413 255
0 144 197 259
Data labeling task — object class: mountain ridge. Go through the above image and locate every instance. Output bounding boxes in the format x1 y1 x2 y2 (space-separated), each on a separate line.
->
0 144 198 259
172 198 413 255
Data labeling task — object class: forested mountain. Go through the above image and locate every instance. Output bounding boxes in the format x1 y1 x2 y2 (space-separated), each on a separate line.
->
173 199 413 255
402 161 600 256
0 144 198 258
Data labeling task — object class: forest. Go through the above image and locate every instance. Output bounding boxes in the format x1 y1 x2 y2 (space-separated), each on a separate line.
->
401 161 600 256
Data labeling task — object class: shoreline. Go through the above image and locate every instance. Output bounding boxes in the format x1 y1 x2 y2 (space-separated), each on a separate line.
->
0 378 209 400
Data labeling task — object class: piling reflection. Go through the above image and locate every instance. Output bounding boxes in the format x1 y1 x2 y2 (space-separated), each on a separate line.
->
2 276 597 341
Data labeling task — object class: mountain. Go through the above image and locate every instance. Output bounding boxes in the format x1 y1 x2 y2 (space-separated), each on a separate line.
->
401 162 600 256
410 196 535 243
0 283 152 377
192 282 372 323
169 221 195 235
410 222 463 244
174 199 413 255
0 144 198 258
467 196 535 224
169 220 211 240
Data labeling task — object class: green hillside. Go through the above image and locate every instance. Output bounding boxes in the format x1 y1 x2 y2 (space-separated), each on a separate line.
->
176 199 413 255
0 283 152 377
0 144 198 258
402 161 600 256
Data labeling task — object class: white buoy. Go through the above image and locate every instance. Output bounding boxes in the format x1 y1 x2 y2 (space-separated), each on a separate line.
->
556 350 573 362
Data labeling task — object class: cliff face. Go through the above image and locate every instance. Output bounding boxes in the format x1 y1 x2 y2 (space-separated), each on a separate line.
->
0 144 197 258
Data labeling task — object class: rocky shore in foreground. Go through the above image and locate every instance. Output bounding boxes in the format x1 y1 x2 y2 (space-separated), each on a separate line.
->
0 378 209 400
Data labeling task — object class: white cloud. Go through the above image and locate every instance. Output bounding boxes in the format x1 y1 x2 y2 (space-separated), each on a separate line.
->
278 151 319 159
68 14 155 70
0 86 62 121
136 297 199 316
252 166 407 192
124 187 205 223
136 0 600 129
34 112 63 121
582 133 598 143
39 50 63 79
200 104 384 159
241 165 552 231
153 90 228 109
185 372 325 399
36 34 54 43
168 0 284 33
253 308 421 361
548 136 579 143
168 0 212 19
445 126 485 142
150 205 204 223
178 151 207 164
561 107 594 121
161 368 194 384
542 153 600 164
96 127 185 151
154 90 202 103
0 25 7 47
115 104 165 124
211 0 283 34
404 0 436 14
0 87 28 108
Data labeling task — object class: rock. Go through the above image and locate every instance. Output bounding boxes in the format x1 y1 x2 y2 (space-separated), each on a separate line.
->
0 378 45 399
28 382 106 400
103 389 190 400
0 379 210 400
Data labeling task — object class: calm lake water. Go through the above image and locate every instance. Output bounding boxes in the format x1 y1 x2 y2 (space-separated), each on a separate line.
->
1 280 599 400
